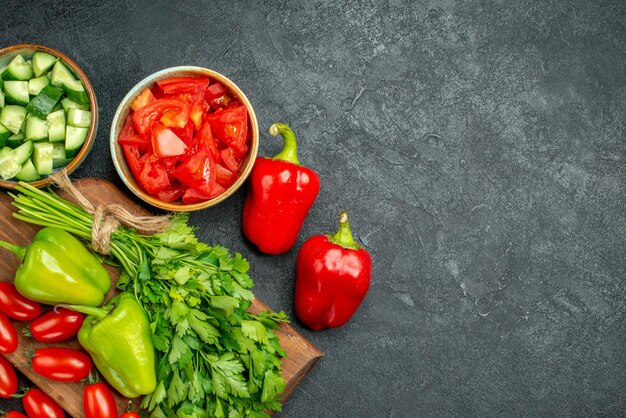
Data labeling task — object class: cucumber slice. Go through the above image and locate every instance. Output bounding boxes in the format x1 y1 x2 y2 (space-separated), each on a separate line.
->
4 81 30 106
50 61 75 87
67 108 91 128
0 123 10 147
62 79 89 105
32 52 57 77
7 131 24 148
0 90 4 108
28 76 50 96
61 97 89 112
15 159 40 182
32 142 53 175
2 55 33 81
0 66 6 89
46 109 66 142
52 143 72 168
11 141 33 165
25 85 63 119
0 105 27 134
0 155 21 180
0 147 11 158
25 116 48 141
65 125 88 158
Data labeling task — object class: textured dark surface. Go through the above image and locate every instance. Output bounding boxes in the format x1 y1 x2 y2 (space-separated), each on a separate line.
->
2 0 626 416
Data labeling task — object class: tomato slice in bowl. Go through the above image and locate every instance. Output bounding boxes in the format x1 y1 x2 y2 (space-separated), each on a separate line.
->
205 105 248 157
173 148 216 195
151 123 188 157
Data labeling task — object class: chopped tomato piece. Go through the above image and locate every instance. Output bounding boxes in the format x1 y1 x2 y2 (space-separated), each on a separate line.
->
119 134 151 154
130 88 156 111
208 183 226 198
133 98 189 138
156 184 185 202
160 106 190 129
215 163 237 188
171 121 194 150
151 123 188 157
205 82 226 100
220 148 239 173
156 77 208 96
172 148 216 195
121 144 143 180
138 155 170 195
206 105 248 156
197 121 220 161
190 101 205 131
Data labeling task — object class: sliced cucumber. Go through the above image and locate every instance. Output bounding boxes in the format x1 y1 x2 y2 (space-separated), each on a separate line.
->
25 115 48 141
62 79 89 105
61 97 89 112
25 85 63 119
7 131 24 148
0 90 4 108
65 125 88 158
46 109 66 142
4 81 30 106
50 61 75 87
0 105 27 134
52 143 72 168
32 142 53 175
32 52 57 77
15 159 40 182
0 155 21 180
67 108 91 128
28 76 50 96
11 141 33 165
0 147 11 158
0 123 10 147
0 67 6 89
2 55 34 81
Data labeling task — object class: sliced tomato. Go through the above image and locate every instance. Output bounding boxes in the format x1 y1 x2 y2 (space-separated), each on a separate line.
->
121 144 143 180
173 148 215 195
133 98 189 138
205 105 248 156
215 163 237 189
156 76 208 95
151 123 188 157
130 88 156 111
118 134 151 153
197 121 220 161
155 184 185 202
190 101 205 131
208 183 226 198
182 187 212 204
138 155 170 195
220 147 239 173
205 82 226 101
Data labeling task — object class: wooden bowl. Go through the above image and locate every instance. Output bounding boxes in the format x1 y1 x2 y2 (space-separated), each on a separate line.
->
110 66 259 212
0 44 98 189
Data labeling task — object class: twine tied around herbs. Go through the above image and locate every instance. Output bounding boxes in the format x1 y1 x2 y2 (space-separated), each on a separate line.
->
49 171 171 254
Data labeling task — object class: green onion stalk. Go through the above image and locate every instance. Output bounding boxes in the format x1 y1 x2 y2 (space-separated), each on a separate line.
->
9 182 289 418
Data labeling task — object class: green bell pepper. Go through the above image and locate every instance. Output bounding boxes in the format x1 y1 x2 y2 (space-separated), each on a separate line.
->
0 227 111 306
63 292 157 398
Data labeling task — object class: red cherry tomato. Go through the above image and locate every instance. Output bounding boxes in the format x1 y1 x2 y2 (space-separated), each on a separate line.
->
84 382 118 418
22 388 65 418
120 413 140 418
0 311 18 354
0 282 42 321
30 308 84 343
0 355 17 398
32 347 92 382
4 412 28 418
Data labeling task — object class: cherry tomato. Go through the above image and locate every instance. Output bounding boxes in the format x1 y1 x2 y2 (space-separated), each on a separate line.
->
0 355 17 398
22 388 65 418
84 382 118 418
4 412 28 418
32 347 92 382
30 308 84 343
0 282 42 321
0 311 18 354
120 413 140 418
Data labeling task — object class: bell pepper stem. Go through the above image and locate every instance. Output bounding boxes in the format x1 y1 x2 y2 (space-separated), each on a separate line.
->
270 123 300 165
0 240 26 261
56 304 109 319
328 211 361 250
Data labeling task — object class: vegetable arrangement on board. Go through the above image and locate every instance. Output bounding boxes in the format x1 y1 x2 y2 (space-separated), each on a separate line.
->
0 180 289 417
0 53 92 181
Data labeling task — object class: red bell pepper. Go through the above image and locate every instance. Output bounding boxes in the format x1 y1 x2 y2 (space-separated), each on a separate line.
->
242 123 320 254
294 211 372 331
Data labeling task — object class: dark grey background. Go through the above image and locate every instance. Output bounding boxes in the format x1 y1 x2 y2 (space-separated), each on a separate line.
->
2 0 625 416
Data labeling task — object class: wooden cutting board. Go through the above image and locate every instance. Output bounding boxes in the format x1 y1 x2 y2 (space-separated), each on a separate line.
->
0 178 322 417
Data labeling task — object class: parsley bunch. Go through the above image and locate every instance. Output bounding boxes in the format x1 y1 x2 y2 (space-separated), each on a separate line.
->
10 183 289 417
